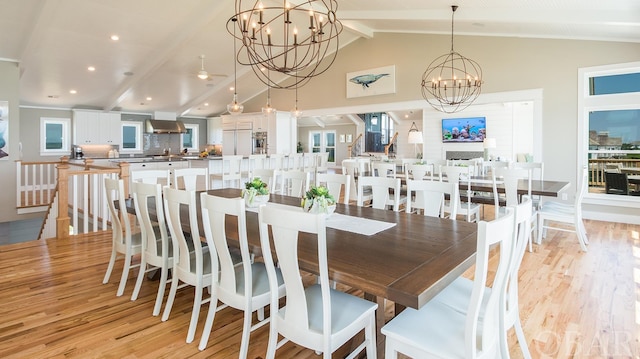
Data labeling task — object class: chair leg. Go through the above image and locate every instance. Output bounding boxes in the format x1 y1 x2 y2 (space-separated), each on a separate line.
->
365 315 377 359
197 293 219 351
265 320 278 359
239 307 253 359
186 285 203 343
116 253 132 296
576 220 589 252
536 216 544 245
514 319 532 359
102 249 117 284
385 338 399 359
162 272 180 322
131 256 147 301
152 266 169 316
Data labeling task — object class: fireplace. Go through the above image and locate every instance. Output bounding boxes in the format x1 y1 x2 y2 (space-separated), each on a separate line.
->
445 151 484 160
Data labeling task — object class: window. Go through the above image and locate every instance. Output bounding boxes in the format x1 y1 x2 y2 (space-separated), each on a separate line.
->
181 124 199 153
40 117 70 156
578 62 640 203
309 130 336 164
121 121 142 153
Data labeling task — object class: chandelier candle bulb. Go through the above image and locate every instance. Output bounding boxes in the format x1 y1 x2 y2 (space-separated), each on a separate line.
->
293 27 298 45
242 14 248 32
258 3 264 24
309 10 314 28
251 23 256 39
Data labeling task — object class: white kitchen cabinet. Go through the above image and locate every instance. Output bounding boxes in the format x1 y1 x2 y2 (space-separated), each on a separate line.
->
207 117 223 144
73 109 121 145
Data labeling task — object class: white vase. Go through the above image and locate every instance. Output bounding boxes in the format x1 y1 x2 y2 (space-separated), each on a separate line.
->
244 192 269 208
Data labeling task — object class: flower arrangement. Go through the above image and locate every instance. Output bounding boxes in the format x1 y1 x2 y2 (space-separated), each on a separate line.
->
242 177 270 207
301 185 336 214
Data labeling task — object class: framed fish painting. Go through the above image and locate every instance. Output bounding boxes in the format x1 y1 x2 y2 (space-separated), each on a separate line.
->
346 65 396 98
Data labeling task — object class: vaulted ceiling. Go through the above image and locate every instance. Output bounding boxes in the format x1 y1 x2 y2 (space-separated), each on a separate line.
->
1 0 638 120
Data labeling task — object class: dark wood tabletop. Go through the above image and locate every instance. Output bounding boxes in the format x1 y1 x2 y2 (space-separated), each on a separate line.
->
204 188 478 310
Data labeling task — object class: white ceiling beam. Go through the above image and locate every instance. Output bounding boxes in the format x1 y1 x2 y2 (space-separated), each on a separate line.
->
18 0 60 79
104 1 229 112
346 114 362 126
338 9 639 27
341 20 374 39
312 117 326 128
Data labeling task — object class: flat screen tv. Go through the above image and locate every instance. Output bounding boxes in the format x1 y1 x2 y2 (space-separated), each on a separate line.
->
441 117 486 143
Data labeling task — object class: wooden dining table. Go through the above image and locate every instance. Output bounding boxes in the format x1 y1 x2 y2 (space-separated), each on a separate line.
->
207 188 478 312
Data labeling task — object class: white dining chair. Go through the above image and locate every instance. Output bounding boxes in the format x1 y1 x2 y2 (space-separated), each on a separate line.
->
102 177 142 297
512 161 544 207
442 165 481 222
248 154 267 178
220 155 244 188
130 169 170 186
433 198 533 359
258 205 378 359
341 159 361 203
269 153 285 171
316 152 330 173
493 166 537 251
406 179 457 218
406 163 434 181
381 208 516 359
198 194 285 355
161 187 212 343
537 166 589 251
357 176 405 212
316 172 350 205
371 162 397 178
278 170 310 197
172 167 209 191
250 168 276 193
130 182 173 316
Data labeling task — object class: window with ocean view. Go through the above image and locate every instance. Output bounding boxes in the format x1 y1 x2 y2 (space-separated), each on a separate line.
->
579 63 640 198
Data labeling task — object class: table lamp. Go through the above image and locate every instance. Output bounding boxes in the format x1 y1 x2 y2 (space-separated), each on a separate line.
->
483 138 496 161
408 122 423 158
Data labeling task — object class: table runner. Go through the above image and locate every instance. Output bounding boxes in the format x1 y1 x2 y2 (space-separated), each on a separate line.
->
246 202 396 236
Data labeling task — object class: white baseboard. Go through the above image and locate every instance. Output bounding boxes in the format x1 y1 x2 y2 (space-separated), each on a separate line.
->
583 209 640 225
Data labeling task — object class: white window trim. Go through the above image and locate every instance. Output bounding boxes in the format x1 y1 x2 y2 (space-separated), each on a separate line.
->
578 61 640 208
181 123 199 153
40 117 70 156
120 121 143 154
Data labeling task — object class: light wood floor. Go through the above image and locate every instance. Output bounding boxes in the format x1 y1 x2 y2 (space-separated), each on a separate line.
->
0 219 638 358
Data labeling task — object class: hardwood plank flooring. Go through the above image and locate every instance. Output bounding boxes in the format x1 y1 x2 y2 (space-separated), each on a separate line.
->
0 219 638 358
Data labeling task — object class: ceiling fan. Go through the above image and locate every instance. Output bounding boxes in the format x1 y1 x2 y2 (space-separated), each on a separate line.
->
196 54 227 81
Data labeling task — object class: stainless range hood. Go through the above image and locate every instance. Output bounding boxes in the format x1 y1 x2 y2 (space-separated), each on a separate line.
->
145 119 187 134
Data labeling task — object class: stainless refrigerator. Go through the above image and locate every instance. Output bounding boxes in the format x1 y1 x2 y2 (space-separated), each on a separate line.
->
222 121 253 156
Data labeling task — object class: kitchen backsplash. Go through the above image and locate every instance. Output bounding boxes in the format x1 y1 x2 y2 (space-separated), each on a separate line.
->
143 133 182 155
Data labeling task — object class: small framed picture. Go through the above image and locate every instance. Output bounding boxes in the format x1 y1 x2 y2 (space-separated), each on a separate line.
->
339 134 345 143
346 134 353 143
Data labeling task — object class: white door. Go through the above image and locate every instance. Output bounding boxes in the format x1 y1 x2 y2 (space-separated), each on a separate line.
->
309 130 336 166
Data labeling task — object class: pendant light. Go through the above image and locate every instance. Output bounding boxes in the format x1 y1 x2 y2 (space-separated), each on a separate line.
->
227 17 244 115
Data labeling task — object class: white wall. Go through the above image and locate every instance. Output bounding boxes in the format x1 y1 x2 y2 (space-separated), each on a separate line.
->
421 101 533 161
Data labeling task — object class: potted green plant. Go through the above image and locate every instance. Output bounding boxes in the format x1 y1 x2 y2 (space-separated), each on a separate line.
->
301 185 336 215
242 177 270 207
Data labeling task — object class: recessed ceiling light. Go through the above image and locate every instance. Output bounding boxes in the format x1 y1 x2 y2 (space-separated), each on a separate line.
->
69 90 77 94
204 103 209 106
110 34 119 41
229 86 235 91
123 71 134 76
146 97 152 101
87 66 96 72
